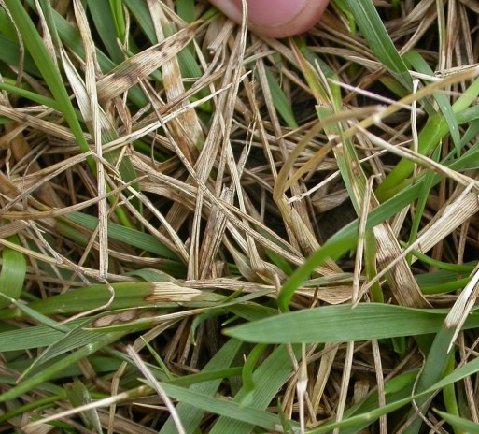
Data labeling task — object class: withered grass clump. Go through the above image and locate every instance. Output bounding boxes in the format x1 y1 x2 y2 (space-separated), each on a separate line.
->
1 0 479 433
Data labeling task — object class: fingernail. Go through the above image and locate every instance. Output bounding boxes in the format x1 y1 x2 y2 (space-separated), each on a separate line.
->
232 0 307 26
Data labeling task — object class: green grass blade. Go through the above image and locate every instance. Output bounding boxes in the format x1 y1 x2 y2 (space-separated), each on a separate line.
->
65 381 102 432
3 0 90 156
0 330 126 403
0 34 40 75
123 0 157 43
332 0 356 33
442 352 460 428
0 395 65 425
0 320 83 352
160 339 243 434
108 0 126 41
209 344 301 433
240 343 268 405
161 383 284 432
435 410 479 432
403 50 460 151
167 368 243 388
64 212 180 260
176 0 196 22
0 80 59 109
264 67 299 129
13 282 160 316
376 77 479 200
0 296 70 331
23 318 146 377
277 232 356 311
403 327 456 433
87 0 124 63
0 235 26 309
38 0 62 50
226 304 479 343
344 0 413 90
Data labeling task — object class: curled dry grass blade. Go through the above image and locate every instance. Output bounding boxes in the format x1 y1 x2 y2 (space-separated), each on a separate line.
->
1 0 479 432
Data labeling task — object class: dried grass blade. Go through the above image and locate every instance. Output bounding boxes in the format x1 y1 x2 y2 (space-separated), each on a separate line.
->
147 1 203 161
97 23 199 101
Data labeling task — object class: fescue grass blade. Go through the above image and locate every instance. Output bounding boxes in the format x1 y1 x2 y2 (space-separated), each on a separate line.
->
87 0 124 63
176 0 196 22
209 344 301 433
344 0 413 90
435 410 479 432
0 235 26 309
403 50 460 152
264 67 298 129
376 76 479 200
0 320 83 352
3 0 90 155
309 351 479 433
160 339 243 434
0 34 40 75
65 381 103 433
226 303 479 343
0 330 127 403
160 383 284 432
0 80 59 109
64 212 180 260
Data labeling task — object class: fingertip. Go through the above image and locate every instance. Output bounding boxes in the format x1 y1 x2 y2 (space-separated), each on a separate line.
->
209 0 329 37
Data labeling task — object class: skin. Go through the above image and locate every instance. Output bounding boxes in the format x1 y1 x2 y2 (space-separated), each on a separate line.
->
208 0 330 38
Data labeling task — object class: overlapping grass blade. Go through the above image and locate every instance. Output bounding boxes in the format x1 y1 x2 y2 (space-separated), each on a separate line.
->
0 329 127 403
403 50 460 150
376 77 479 200
0 34 40 75
344 0 413 90
309 351 479 433
65 381 102 433
3 0 90 155
435 410 479 432
160 383 284 432
64 212 180 260
87 0 124 63
0 320 82 352
209 344 300 433
278 125 479 310
264 66 298 128
160 339 243 434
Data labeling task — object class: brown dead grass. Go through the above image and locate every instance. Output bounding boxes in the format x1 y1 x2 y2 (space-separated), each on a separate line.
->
1 0 479 432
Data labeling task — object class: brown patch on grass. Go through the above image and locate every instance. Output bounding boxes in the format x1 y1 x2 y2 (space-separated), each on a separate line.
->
1 0 479 432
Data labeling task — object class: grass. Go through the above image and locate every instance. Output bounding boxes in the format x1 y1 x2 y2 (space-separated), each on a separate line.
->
0 0 479 432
